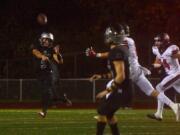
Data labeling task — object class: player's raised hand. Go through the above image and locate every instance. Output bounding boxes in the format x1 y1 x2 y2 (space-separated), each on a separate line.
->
54 45 60 54
89 74 101 82
85 47 97 57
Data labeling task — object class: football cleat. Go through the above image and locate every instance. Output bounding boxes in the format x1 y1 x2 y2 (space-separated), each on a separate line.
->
94 115 99 120
147 114 162 121
38 111 46 118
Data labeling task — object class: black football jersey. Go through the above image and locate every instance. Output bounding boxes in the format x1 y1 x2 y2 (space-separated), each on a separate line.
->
32 44 54 71
107 45 130 87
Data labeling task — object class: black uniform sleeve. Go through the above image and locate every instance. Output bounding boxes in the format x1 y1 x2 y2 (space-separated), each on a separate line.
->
108 46 128 61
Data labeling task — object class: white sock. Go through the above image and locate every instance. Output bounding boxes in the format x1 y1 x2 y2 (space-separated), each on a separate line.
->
155 100 164 117
157 93 175 112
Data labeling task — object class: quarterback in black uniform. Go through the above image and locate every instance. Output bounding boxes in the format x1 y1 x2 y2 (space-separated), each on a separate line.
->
89 24 130 135
32 32 71 118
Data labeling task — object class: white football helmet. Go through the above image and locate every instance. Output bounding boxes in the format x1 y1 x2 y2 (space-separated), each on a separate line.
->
39 32 54 46
48 33 54 41
40 32 54 41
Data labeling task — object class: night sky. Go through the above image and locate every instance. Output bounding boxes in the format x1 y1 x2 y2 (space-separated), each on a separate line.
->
0 0 179 78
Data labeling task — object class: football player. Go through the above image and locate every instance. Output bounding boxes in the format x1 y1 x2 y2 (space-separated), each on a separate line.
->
90 24 130 135
86 25 180 122
32 32 71 118
147 33 180 121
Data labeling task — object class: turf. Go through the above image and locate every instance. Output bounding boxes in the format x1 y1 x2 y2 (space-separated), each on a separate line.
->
0 109 180 135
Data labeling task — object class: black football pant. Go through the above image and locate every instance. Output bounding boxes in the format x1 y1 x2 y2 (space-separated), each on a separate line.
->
38 71 53 113
96 90 123 135
97 81 132 117
97 90 123 118
39 71 67 113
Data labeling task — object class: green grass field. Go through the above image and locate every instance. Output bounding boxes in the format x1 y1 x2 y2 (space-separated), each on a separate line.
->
0 109 180 135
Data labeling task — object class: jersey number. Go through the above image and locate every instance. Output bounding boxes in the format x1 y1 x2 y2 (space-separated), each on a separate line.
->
162 59 170 70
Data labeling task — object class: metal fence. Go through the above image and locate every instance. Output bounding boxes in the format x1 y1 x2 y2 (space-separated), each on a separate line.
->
0 79 109 102
0 78 179 105
0 55 108 79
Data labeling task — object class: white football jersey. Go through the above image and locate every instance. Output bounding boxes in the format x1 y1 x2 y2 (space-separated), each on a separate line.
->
123 37 154 95
123 37 140 72
160 45 180 75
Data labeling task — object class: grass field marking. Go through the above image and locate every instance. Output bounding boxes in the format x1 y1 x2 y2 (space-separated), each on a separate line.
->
121 125 180 128
0 126 96 129
125 133 177 135
116 112 136 115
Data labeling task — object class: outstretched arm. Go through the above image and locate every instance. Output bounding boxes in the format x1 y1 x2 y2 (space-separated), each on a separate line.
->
85 47 109 59
89 72 112 82
96 52 109 59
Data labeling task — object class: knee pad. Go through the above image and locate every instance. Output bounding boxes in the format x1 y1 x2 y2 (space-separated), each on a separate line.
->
95 115 107 123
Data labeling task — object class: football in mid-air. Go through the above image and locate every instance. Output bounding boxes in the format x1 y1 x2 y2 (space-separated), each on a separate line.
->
37 13 47 25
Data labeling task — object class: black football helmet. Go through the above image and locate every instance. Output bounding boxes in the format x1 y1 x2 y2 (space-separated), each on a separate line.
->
104 23 129 45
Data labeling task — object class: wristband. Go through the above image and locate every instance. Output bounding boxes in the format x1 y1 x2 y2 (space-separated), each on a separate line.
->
96 53 102 58
109 81 121 91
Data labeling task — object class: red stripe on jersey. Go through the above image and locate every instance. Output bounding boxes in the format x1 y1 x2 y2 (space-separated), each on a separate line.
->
163 74 180 88
122 40 129 48
172 49 178 55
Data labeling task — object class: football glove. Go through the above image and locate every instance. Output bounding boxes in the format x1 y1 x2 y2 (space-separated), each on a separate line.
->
85 47 97 57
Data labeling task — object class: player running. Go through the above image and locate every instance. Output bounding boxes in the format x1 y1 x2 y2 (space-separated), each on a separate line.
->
86 24 180 121
147 33 180 121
